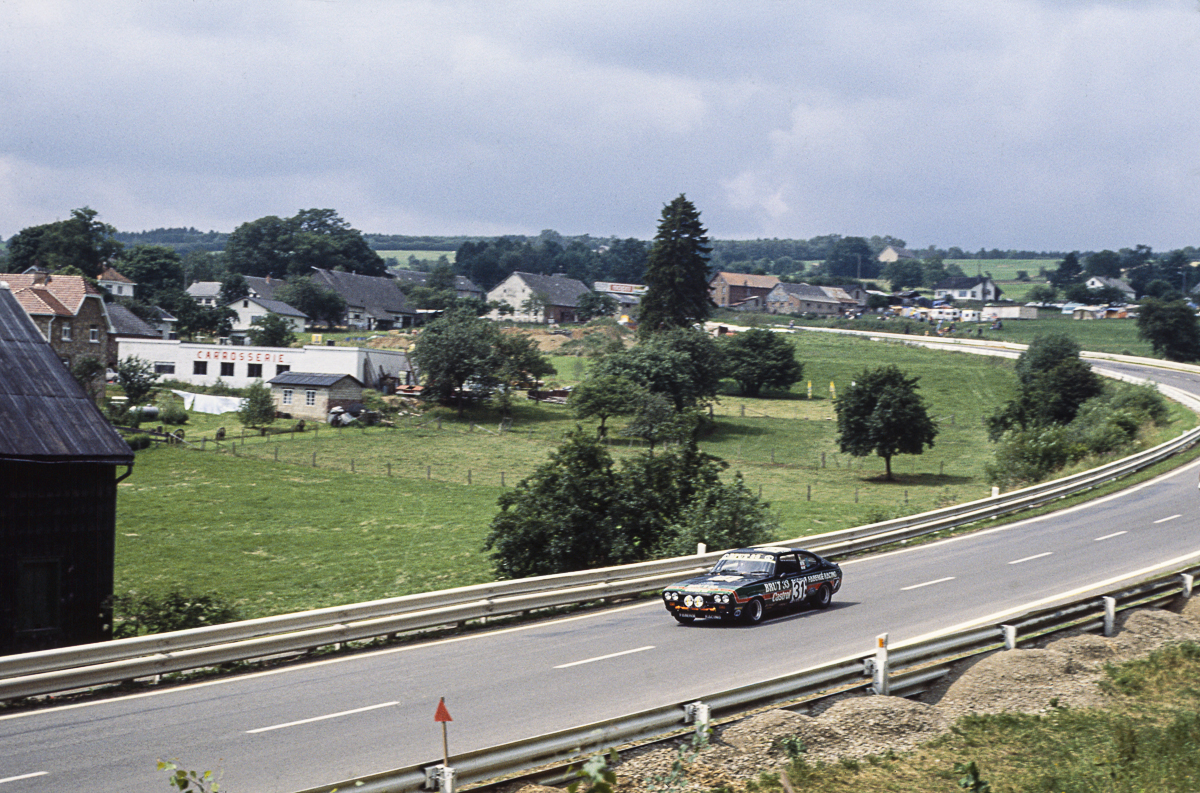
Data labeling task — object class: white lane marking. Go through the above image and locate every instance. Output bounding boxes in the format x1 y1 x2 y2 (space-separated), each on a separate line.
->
554 646 655 669
0 773 48 785
1095 531 1127 541
1008 552 1052 565
245 701 398 734
1154 514 1181 524
901 577 956 591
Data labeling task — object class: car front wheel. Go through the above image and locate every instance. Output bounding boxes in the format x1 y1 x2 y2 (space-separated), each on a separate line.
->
742 598 765 625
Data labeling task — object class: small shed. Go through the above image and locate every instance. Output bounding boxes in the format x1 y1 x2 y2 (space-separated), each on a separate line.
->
0 282 135 656
268 372 364 422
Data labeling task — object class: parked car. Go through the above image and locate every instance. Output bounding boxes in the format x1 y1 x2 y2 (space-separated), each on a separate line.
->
661 546 842 625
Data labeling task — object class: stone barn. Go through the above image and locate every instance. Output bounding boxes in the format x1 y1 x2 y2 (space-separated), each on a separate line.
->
269 372 364 422
0 282 135 656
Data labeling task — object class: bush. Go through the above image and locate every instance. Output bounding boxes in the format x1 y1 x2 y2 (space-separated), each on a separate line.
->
1108 382 1169 426
112 590 242 638
985 426 1082 489
159 400 189 426
125 434 152 451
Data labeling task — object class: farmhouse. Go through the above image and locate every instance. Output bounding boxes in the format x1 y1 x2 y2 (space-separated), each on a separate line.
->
226 296 309 339
486 272 591 323
1085 276 1136 302
116 338 414 390
269 372 364 422
309 267 417 329
933 276 1002 302
0 282 134 655
0 272 112 375
388 267 485 302
185 281 222 307
877 246 918 263
765 282 853 316
709 272 780 308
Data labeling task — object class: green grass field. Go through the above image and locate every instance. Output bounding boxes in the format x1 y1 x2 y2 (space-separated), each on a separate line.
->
116 333 1194 619
376 249 457 266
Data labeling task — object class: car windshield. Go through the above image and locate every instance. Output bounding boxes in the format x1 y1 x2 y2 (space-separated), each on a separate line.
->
712 556 774 577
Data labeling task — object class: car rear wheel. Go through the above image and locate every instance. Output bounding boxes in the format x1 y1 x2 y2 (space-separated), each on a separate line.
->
813 584 833 609
673 612 696 624
742 598 765 625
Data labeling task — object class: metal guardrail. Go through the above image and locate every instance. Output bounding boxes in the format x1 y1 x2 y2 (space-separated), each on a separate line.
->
294 562 1200 793
1 369 1198 701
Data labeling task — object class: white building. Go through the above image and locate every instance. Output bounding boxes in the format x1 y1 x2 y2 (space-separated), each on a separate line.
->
116 338 414 390
227 296 309 338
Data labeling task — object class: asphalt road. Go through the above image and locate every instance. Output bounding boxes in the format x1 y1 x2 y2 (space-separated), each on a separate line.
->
2 358 1199 793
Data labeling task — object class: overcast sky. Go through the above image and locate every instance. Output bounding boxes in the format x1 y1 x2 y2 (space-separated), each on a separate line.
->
3 1 1199 251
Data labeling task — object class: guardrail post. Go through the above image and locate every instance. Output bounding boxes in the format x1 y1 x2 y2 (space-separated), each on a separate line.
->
1103 596 1117 637
1183 573 1195 599
697 543 706 556
1002 624 1017 650
873 633 889 695
425 764 455 793
991 486 999 498
685 701 711 738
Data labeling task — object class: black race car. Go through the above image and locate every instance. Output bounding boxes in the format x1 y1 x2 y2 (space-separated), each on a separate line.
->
661 546 842 625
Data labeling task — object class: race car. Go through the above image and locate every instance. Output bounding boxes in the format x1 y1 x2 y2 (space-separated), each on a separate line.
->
661 546 842 625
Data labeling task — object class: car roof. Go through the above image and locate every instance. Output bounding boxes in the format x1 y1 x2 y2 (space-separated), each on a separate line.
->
725 546 812 557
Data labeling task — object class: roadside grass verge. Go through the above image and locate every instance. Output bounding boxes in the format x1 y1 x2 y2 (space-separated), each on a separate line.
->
115 333 1195 620
745 642 1200 793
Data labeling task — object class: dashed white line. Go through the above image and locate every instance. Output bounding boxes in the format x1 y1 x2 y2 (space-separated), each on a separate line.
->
246 701 398 734
1008 552 1052 565
901 576 956 591
1095 531 1127 541
554 646 655 669
0 773 48 785
1154 514 1181 524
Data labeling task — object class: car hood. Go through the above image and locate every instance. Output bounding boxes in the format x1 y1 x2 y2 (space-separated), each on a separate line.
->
667 573 759 591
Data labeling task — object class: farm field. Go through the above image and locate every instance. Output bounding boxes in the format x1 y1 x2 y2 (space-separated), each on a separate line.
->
376 249 456 265
116 333 1195 620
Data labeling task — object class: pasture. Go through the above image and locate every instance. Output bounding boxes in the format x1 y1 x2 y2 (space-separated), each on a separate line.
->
376 249 456 266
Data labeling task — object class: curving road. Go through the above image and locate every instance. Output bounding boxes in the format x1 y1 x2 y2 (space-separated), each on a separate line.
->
2 356 1199 793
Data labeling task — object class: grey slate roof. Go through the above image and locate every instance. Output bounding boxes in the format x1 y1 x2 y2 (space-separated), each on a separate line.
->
934 276 993 291
0 284 134 464
388 268 482 295
186 281 222 299
310 267 414 321
245 276 286 301
106 303 161 337
268 372 363 387
770 282 839 300
236 296 308 318
513 272 591 307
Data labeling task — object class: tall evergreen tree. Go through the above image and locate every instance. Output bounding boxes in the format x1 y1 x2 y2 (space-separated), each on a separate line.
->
637 195 714 335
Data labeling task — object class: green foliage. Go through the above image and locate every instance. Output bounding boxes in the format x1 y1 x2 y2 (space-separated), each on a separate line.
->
6 206 122 278
117 355 161 405
621 394 698 450
884 258 924 291
577 290 619 321
412 308 504 415
70 354 106 402
484 430 776 578
988 333 1104 438
247 312 298 348
595 327 724 412
954 760 990 792
721 328 804 397
569 374 645 436
834 365 939 480
237 380 277 429
1048 251 1084 288
116 591 242 638
822 236 878 279
159 399 189 426
985 426 1080 489
1137 298 1200 362
225 208 385 279
1025 284 1057 304
114 244 185 304
273 276 348 328
638 194 714 334
566 749 620 793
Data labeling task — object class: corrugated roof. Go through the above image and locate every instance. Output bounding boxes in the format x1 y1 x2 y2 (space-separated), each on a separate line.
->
268 372 363 387
0 284 134 465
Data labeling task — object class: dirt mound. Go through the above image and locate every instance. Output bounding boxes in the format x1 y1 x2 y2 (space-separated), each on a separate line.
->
933 648 1105 718
1043 632 1119 669
792 697 950 762
1109 608 1200 658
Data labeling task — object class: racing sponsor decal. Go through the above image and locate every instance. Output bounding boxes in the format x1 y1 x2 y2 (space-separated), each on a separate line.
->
720 552 774 562
763 578 804 603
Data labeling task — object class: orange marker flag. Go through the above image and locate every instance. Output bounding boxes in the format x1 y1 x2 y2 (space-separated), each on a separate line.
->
434 697 452 767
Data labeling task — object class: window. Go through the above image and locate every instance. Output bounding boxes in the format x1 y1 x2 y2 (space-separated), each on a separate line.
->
305 389 316 406
89 325 99 342
243 299 250 308
220 362 234 377
276 364 290 375
193 361 208 375
957 290 969 298
17 559 60 632
60 323 72 341
247 363 262 378
154 362 175 375
282 388 293 405
250 315 263 324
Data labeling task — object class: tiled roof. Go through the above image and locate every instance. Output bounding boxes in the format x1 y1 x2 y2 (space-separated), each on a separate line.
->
512 272 591 307
310 267 413 320
99 267 134 284
0 273 99 317
106 303 161 337
268 372 363 387
0 285 134 464
711 272 781 289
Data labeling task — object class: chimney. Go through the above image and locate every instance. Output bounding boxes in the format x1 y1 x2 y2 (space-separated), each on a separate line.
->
33 271 49 286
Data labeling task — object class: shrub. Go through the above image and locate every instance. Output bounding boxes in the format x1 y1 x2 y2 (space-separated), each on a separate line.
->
159 400 189 426
125 434 152 451
985 426 1082 489
112 590 242 638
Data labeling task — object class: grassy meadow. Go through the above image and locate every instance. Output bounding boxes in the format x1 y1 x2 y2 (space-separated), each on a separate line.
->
116 332 1195 619
376 249 456 266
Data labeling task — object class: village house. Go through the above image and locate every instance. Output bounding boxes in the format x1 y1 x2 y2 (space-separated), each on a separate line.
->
98 267 136 299
877 246 918 264
1085 276 1136 302
309 267 417 329
765 282 853 316
226 295 309 340
388 267 485 302
486 271 591 323
185 280 223 307
0 282 134 656
0 272 112 375
933 276 1002 303
268 372 365 422
708 272 780 308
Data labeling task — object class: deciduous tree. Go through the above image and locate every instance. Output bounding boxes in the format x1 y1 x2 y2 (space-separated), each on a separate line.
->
274 276 347 328
569 374 644 437
987 332 1104 437
237 380 277 429
116 356 160 406
594 327 723 412
411 307 502 415
1137 298 1200 362
721 328 804 397
6 207 122 278
638 195 713 334
834 365 938 480
248 313 297 348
